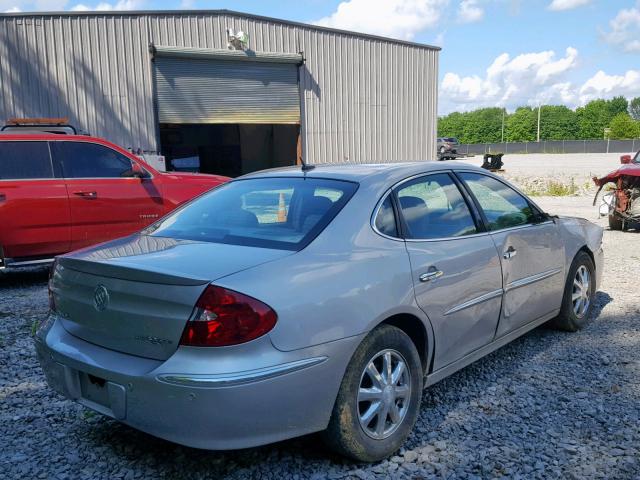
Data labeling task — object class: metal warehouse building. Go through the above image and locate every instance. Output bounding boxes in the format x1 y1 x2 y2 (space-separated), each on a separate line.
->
0 10 439 176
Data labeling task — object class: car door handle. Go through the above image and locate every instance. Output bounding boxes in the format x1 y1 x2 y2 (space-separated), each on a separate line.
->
419 270 444 282
0 194 6 202
73 191 98 199
503 246 517 260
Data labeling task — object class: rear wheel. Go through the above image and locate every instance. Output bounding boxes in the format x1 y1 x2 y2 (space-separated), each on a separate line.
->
322 325 423 462
549 251 595 332
608 214 624 231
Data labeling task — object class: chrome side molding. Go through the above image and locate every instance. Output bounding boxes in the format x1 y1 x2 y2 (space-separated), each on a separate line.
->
157 356 328 388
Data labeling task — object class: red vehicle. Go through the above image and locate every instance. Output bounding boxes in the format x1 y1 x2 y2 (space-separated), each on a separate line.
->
0 133 228 269
593 151 640 230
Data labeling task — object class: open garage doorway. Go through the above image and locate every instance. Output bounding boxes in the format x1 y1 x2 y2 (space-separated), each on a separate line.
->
160 123 300 177
153 48 303 177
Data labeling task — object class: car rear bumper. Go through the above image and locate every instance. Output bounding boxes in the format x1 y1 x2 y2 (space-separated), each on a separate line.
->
35 314 362 450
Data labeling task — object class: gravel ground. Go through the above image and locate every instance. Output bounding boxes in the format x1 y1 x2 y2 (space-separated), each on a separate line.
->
459 153 623 196
1 194 639 479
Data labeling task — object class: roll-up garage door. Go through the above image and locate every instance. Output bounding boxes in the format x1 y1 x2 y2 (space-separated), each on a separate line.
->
154 47 302 125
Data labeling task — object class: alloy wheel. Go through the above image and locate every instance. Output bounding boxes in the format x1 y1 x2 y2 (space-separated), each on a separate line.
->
572 265 591 318
357 349 411 440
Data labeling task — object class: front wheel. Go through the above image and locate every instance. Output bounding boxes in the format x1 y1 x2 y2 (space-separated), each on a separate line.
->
549 251 596 332
439 146 446 154
322 325 423 462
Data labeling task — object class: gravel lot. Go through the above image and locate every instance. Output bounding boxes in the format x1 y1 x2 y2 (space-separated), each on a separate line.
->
2 166 639 478
459 153 623 196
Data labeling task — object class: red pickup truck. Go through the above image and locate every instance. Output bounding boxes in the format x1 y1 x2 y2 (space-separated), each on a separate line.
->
0 133 228 269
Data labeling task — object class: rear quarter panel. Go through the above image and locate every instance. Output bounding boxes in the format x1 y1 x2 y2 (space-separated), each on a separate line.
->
213 184 428 353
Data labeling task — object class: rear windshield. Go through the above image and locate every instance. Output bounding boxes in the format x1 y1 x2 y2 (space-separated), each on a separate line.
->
145 177 358 250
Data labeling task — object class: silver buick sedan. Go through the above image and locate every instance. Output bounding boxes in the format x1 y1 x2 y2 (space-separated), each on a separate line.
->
36 162 604 462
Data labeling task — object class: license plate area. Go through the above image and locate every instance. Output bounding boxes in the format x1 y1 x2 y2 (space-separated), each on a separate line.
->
77 371 127 420
79 372 110 407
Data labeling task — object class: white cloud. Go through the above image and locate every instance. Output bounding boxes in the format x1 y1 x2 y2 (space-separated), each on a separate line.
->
602 1 640 53
179 0 194 8
4 5 21 10
548 0 591 11
69 0 138 10
579 70 640 104
441 47 579 110
312 0 450 41
34 0 67 9
457 0 483 23
440 47 640 114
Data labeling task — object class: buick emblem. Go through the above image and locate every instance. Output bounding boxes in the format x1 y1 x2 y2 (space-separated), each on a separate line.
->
93 285 110 312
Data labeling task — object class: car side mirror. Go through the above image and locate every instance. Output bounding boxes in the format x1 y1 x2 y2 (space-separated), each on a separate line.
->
620 155 632 165
532 211 551 224
128 163 149 179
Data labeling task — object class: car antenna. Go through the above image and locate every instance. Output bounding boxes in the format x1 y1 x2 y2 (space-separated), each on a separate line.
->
300 156 315 172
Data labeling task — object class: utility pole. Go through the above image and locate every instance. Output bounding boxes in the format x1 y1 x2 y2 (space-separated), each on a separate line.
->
501 108 505 143
537 105 541 142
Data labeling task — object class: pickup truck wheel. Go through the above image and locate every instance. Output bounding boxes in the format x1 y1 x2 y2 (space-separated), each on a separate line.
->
608 214 623 231
549 251 596 332
321 324 423 462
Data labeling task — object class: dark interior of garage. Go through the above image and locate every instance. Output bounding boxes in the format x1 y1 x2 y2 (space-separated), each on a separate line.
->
159 123 300 177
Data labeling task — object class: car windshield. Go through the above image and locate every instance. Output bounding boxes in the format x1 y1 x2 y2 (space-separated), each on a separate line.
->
633 151 639 163
144 177 358 251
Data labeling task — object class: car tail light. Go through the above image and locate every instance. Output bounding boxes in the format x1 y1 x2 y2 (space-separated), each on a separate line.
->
180 285 277 347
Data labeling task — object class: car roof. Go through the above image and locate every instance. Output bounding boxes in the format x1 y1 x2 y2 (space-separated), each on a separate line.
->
0 132 100 141
240 161 487 186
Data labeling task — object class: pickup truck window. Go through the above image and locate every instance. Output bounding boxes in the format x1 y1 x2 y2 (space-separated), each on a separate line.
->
52 142 133 178
0 141 53 180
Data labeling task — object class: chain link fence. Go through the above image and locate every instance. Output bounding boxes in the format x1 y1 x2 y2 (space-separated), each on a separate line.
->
457 139 639 155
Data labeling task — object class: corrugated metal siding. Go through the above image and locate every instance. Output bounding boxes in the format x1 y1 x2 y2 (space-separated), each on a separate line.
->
0 14 156 151
155 56 300 124
0 12 438 161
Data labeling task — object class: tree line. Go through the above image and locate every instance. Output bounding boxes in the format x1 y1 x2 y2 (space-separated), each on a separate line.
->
438 96 640 144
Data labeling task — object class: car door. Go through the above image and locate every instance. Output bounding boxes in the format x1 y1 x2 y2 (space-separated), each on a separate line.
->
395 172 503 370
457 172 565 338
0 140 70 262
51 141 164 250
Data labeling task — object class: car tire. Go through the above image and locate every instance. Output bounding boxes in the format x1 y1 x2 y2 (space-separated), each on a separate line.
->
549 251 596 332
321 324 423 462
439 146 446 154
608 214 624 231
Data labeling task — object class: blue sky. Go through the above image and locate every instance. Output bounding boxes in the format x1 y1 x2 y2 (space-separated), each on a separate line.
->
3 0 640 114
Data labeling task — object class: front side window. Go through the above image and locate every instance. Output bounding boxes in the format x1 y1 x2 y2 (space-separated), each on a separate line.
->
52 142 133 178
458 172 536 231
145 177 358 250
0 142 53 180
396 173 477 239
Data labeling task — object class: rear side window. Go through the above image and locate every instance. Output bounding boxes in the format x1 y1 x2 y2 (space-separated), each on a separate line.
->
52 142 133 178
374 195 399 238
396 173 477 239
145 177 358 251
0 142 53 180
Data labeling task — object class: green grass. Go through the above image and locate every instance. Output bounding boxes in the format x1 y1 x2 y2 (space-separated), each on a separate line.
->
30 319 40 337
522 178 580 197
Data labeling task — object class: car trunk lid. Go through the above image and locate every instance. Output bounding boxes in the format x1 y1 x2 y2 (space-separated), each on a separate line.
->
52 235 292 360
